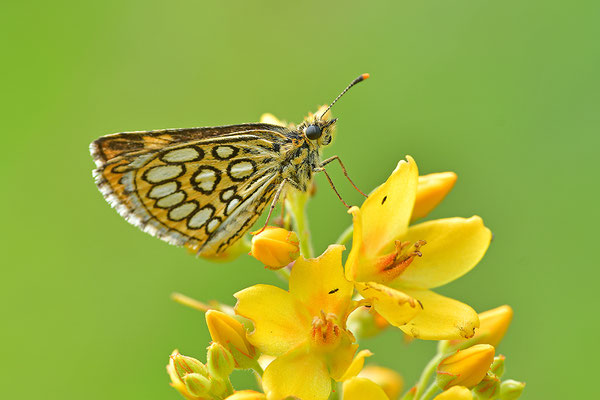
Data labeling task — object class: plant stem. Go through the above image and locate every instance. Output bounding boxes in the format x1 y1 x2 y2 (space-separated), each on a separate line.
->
420 381 440 400
335 224 354 245
286 189 314 258
413 353 444 400
171 292 211 313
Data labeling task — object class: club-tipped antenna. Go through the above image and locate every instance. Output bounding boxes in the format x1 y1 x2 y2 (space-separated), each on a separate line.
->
320 73 370 119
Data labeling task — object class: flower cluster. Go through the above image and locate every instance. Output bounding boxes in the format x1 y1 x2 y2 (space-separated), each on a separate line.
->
167 112 525 400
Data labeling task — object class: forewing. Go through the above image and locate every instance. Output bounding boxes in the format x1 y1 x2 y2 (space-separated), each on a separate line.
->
90 124 295 256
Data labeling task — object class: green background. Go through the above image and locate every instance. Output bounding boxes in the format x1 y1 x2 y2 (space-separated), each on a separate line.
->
2 1 598 398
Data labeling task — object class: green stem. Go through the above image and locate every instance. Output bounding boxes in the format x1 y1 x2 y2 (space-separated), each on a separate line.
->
250 359 264 377
419 381 440 400
274 267 291 281
335 224 354 245
286 190 314 258
413 353 444 400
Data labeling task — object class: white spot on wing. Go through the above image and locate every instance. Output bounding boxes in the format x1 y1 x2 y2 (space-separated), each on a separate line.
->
156 191 185 208
207 218 221 233
221 188 235 201
193 169 218 192
226 197 241 215
168 202 197 221
215 146 235 159
162 147 200 163
229 161 255 179
188 206 214 228
148 182 178 199
145 165 183 183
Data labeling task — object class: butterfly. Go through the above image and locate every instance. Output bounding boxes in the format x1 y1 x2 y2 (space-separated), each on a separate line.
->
90 74 369 257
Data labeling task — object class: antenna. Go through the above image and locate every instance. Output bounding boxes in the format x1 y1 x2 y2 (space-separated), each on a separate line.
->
320 73 370 119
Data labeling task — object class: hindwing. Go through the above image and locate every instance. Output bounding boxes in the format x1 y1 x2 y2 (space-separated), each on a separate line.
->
91 124 297 256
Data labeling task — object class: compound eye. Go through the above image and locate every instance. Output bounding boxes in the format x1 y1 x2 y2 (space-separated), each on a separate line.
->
305 124 322 140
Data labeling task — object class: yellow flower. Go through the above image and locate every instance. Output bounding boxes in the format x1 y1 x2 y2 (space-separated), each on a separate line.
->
206 310 258 369
346 156 492 340
224 390 266 400
358 365 404 400
449 305 513 348
436 344 495 390
167 350 211 400
343 377 390 400
234 245 360 400
433 386 473 400
250 227 300 269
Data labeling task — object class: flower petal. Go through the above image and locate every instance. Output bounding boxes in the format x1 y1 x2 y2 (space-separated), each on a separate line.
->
343 377 389 400
400 289 479 340
411 172 457 223
262 348 331 400
234 284 310 356
259 113 285 126
355 281 422 327
433 386 473 400
290 245 353 319
395 216 491 289
359 156 419 255
337 349 373 381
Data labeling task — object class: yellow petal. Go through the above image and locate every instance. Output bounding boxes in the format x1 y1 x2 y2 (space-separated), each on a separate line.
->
355 282 422 327
259 113 284 126
399 289 479 340
337 349 373 381
343 377 389 400
358 366 404 400
411 172 457 223
345 206 366 281
262 348 331 400
433 386 473 400
395 216 491 289
290 245 353 318
359 156 419 255
329 341 359 381
234 284 310 356
225 390 266 400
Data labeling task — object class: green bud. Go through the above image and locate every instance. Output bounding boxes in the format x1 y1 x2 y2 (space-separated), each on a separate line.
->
490 355 505 378
183 373 212 397
500 379 525 400
207 342 235 379
171 354 209 379
473 373 501 399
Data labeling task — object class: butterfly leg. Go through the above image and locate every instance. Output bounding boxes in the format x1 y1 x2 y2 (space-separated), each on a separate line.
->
255 178 288 235
320 155 367 197
314 167 352 209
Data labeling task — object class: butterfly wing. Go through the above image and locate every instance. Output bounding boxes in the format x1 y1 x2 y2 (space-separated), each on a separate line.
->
90 124 296 256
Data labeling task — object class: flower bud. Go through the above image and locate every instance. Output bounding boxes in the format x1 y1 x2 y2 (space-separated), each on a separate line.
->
184 373 212 397
250 227 300 269
411 172 457 223
449 306 513 348
433 386 473 400
489 355 505 378
472 373 500 400
358 365 404 400
436 344 495 390
170 351 209 380
347 306 389 339
206 310 257 369
499 380 525 400
207 342 235 380
225 390 267 400
167 350 209 400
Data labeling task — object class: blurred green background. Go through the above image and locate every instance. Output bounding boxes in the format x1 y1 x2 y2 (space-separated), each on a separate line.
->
2 1 598 398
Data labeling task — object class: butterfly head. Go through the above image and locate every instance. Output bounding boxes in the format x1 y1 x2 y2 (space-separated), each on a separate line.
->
303 117 338 147
301 73 369 148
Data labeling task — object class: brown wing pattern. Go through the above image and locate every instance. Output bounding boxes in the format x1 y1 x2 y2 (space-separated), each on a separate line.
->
90 124 296 256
